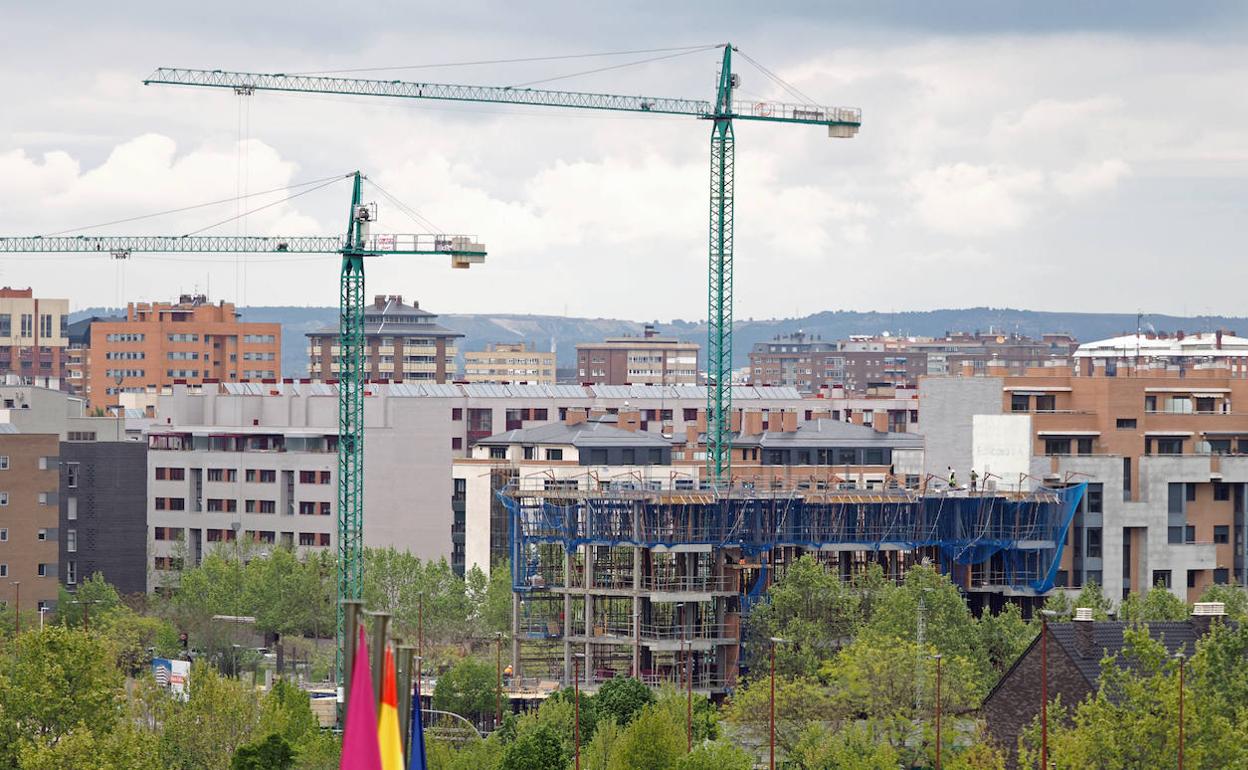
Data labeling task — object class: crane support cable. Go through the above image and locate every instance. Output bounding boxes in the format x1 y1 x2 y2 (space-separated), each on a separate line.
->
290 44 718 76
181 176 347 236
41 173 352 237
508 45 719 89
364 179 444 235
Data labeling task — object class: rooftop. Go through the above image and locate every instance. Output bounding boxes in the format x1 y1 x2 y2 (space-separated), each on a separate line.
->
1075 331 1248 358
475 419 672 449
733 418 923 449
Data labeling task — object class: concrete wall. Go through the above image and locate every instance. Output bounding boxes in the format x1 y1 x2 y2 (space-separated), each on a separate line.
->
918 376 1003 482
973 414 1033 490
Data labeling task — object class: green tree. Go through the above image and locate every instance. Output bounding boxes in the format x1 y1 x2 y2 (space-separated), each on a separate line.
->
1071 580 1114 619
56 572 123 629
745 554 864 676
159 661 262 769
592 676 654 726
547 685 598 748
478 559 514 636
1118 584 1189 622
606 703 686 770
433 657 497 717
16 723 163 770
363 549 473 645
231 733 295 770
976 602 1035 674
581 718 623 770
0 626 123 765
500 723 568 770
788 722 903 770
672 739 752 770
1197 583 1248 620
722 675 837 755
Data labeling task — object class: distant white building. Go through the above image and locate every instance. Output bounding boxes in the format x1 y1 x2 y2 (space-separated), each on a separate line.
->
1075 331 1248 375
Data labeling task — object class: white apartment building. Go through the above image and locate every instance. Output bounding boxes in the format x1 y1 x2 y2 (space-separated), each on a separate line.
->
152 382 812 581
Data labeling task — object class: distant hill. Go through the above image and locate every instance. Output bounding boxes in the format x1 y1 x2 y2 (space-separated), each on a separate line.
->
71 306 1248 378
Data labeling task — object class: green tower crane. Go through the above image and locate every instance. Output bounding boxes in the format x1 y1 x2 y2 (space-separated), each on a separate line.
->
0 171 486 689
144 42 860 485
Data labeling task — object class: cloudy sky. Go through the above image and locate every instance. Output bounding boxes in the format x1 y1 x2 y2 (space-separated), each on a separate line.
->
1 2 1245 321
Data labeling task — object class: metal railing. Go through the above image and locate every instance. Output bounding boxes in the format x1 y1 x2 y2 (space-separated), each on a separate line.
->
641 575 734 593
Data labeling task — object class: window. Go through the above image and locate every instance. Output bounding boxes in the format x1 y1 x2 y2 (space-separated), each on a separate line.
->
1035 394 1056 411
299 532 317 546
1076 438 1094 455
320 502 331 516
65 463 78 488
1215 482 1231 501
546 448 563 461
319 471 330 484
683 408 698 422
523 446 534 460
1168 483 1186 514
1010 394 1030 412
1214 568 1230 585
489 447 507 459
37 529 47 541
1087 483 1104 514
1123 457 1132 500
207 468 237 482
1044 438 1072 456
66 560 76 585
39 314 52 338
0 492 9 506
1168 526 1184 544
300 471 317 484
37 563 48 577
452 408 463 421
66 529 76 553
206 499 236 512
245 469 276 483
66 497 76 520
1215 525 1230 544
1168 396 1193 414
0 528 6 541
1187 483 1197 502
1153 570 1172 588
1086 527 1102 558
0 315 9 337
155 466 186 481
19 314 32 337
0 564 7 577
1145 395 1157 412
1187 570 1198 588
1186 525 1196 543
451 437 462 450
1116 418 1137 429
299 501 317 515
0 456 8 470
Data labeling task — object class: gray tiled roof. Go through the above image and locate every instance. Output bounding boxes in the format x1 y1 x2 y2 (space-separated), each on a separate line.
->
731 418 923 449
1047 621 1203 686
476 420 671 449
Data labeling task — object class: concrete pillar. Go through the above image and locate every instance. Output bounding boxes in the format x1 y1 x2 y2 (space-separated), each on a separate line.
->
584 545 595 678
633 544 642 677
563 548 573 684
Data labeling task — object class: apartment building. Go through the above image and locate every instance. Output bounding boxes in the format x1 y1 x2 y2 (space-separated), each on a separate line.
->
306 295 460 383
575 325 699 385
0 385 139 611
463 342 556 384
749 332 927 393
919 359 1248 603
1073 330 1248 375
0 288 70 385
910 332 1078 377
86 295 280 409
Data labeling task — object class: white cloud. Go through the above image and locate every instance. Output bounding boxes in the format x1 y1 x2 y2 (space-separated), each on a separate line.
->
907 163 1044 236
1053 158 1131 197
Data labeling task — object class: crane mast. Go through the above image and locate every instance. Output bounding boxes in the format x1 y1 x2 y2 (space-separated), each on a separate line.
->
146 42 861 486
0 171 486 697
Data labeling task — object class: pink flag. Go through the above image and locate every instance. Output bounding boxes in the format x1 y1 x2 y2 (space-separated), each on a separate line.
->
341 626 383 770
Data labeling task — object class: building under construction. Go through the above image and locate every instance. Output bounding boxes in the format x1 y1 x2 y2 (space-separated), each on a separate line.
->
502 479 1085 694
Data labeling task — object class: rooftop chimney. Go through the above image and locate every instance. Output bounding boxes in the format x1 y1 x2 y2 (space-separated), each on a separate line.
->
1217 329 1224 350
643 323 657 338
1191 601 1227 638
1073 607 1095 659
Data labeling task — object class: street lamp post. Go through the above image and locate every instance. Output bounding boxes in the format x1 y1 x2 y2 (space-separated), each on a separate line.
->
573 652 585 770
1039 609 1058 769
1176 651 1186 770
933 653 943 770
769 637 788 770
495 631 504 728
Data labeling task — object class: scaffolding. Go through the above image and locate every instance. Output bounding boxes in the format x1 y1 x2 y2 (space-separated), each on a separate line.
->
503 480 1084 693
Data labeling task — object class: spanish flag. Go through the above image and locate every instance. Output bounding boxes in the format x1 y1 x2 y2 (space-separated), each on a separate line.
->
378 646 404 770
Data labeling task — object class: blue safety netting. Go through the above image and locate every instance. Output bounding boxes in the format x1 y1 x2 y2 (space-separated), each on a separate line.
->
505 483 1084 595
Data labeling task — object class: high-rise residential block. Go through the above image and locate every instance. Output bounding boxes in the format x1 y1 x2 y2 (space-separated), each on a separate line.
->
306 295 461 383
85 294 280 408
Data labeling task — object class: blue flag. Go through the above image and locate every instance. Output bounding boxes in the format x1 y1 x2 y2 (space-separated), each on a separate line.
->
408 684 427 770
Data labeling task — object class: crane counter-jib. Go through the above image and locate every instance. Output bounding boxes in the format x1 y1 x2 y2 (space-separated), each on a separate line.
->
0 234 487 258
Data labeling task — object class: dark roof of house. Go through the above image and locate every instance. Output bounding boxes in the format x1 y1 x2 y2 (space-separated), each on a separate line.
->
986 619 1213 706
476 419 671 449
731 418 923 449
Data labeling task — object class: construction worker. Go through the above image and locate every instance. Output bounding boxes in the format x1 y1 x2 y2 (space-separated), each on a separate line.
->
948 466 957 488
970 469 979 493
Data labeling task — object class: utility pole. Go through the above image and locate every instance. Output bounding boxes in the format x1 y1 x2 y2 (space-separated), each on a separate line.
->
934 653 943 770
1176 651 1186 770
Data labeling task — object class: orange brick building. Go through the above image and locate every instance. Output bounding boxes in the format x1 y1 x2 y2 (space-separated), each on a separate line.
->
86 294 280 408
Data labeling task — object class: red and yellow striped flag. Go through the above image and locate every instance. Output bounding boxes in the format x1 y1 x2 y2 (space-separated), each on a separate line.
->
378 646 404 770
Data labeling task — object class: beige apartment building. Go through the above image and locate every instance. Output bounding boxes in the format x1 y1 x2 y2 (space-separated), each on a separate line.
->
0 432 63 613
0 288 70 386
575 325 699 385
307 295 460 383
86 295 280 409
463 342 555 384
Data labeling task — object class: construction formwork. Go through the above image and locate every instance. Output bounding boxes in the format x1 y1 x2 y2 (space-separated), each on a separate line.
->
502 478 1084 693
